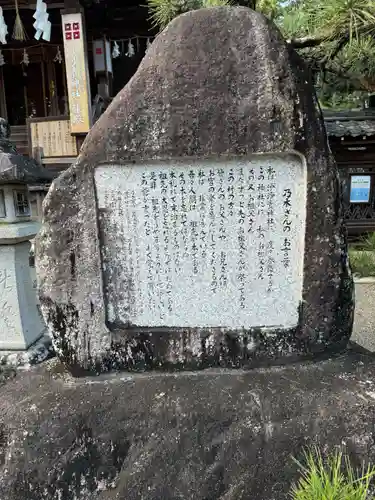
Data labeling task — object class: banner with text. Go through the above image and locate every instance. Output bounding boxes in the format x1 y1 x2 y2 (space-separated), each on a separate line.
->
62 12 91 134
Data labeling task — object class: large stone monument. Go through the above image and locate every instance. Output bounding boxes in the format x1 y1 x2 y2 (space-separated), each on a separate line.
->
0 117 53 350
36 7 354 373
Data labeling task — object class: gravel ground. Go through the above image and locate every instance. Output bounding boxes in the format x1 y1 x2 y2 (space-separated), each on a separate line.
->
352 280 375 351
0 366 16 387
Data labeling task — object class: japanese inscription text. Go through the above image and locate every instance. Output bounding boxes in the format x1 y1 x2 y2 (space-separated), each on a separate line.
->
95 154 307 329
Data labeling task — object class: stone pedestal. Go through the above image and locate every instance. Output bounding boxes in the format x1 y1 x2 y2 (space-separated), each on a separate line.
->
0 215 45 350
0 350 374 500
0 117 53 351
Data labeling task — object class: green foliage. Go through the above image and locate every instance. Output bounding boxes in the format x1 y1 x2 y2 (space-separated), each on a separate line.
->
342 38 375 81
204 0 232 5
316 69 369 109
309 0 375 42
147 0 232 29
147 0 375 105
256 0 280 19
277 0 375 104
279 6 312 39
319 89 366 110
349 250 375 277
279 0 375 41
360 232 375 252
349 234 375 277
290 447 375 500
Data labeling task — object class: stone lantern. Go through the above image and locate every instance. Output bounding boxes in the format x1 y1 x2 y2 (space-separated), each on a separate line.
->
0 117 54 350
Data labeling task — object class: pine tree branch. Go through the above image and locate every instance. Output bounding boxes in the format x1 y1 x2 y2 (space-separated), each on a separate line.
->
288 24 374 51
287 35 326 49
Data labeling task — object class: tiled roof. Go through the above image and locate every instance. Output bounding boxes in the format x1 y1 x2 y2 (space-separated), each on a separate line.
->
323 109 375 138
325 120 375 137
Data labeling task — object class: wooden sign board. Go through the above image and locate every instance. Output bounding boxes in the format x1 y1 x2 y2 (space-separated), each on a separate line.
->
30 119 77 158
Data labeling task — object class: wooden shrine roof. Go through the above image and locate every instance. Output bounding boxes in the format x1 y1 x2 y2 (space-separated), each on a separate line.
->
324 109 375 138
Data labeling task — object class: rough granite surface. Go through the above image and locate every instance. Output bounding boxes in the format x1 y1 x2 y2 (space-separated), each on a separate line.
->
0 351 375 499
36 7 353 373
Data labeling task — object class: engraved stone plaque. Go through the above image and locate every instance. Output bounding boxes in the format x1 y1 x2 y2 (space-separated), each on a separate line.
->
95 154 307 330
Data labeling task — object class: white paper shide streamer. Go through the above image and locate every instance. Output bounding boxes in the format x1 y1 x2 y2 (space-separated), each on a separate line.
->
0 50 5 66
112 40 120 59
126 39 135 58
33 0 51 42
21 48 29 65
53 46 63 63
0 8 8 45
111 37 154 59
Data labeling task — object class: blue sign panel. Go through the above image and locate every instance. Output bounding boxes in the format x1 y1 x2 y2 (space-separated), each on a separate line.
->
350 175 371 203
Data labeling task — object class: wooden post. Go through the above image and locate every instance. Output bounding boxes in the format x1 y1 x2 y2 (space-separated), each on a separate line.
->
61 56 69 114
23 84 28 122
35 192 42 221
47 60 59 116
41 61 47 117
0 66 7 119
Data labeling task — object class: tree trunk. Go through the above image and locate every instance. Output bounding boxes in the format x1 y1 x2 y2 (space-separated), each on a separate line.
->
237 0 257 9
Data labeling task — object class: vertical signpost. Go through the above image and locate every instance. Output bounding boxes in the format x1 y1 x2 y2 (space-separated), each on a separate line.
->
61 11 91 134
